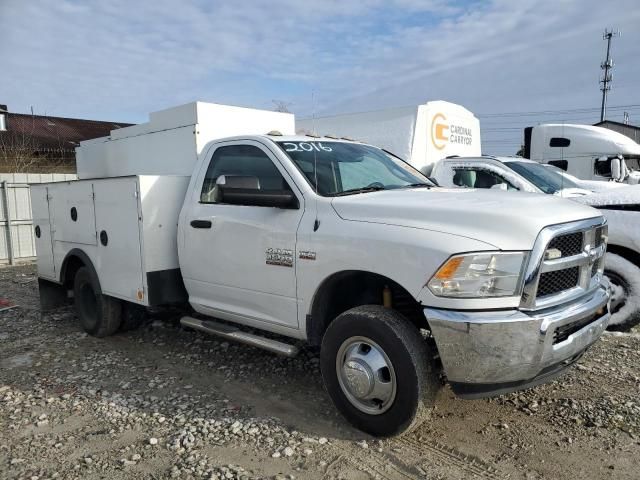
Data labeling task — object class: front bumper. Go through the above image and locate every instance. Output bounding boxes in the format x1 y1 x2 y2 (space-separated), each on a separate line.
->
425 286 610 399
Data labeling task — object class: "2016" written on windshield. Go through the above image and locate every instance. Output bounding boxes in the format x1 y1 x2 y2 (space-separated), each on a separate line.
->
282 142 333 152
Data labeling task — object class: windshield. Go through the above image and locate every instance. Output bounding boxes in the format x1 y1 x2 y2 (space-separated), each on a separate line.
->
505 161 579 194
277 141 431 196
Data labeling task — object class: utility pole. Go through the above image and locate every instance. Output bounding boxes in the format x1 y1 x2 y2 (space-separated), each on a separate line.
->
599 29 620 122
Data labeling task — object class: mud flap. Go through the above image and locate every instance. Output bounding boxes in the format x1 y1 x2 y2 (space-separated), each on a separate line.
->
39 278 70 311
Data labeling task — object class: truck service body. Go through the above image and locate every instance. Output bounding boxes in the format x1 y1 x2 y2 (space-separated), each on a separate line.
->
33 102 610 436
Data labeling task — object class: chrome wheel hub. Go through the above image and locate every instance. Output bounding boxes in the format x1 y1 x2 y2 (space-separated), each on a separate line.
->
336 336 397 415
343 359 374 398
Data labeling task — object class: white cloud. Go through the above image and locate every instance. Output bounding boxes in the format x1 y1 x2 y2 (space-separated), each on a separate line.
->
1 0 638 153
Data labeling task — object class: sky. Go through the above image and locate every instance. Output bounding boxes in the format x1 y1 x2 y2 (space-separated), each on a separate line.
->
2 0 639 155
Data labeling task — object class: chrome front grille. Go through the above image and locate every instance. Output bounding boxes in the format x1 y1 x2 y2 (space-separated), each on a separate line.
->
520 218 608 310
547 232 583 257
594 226 606 247
537 267 580 297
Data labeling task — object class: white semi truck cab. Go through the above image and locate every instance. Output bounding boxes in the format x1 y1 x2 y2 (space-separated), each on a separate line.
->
524 124 640 184
33 102 610 437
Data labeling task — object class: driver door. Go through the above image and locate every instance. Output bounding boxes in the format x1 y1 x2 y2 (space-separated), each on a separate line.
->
451 165 518 190
181 141 304 330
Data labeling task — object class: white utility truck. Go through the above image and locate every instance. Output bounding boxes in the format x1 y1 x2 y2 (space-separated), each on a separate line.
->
523 124 640 184
296 101 481 174
33 102 611 437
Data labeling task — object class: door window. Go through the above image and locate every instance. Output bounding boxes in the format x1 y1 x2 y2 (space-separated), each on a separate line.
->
200 145 290 203
452 167 516 190
549 137 571 147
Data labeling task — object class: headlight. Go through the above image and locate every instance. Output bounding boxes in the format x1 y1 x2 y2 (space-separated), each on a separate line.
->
428 252 526 298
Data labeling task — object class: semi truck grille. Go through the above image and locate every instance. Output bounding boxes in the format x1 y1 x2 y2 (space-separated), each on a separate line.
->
547 232 583 257
537 267 580 297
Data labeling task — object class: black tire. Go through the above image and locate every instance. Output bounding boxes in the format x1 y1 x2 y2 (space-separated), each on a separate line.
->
604 253 640 331
120 302 148 332
320 305 439 437
73 266 122 337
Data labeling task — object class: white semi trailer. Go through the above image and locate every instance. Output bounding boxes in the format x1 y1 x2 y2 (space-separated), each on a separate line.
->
296 101 481 174
33 102 610 437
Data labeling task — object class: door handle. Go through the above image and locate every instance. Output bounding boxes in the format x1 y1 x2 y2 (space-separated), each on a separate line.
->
190 220 212 229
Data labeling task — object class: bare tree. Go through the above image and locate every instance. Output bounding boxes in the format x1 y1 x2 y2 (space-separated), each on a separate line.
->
0 116 39 172
272 100 293 113
0 115 75 173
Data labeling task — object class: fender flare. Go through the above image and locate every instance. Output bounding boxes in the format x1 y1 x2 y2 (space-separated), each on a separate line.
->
60 248 102 295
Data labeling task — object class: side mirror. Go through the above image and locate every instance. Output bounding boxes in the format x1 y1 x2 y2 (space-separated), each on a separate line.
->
490 183 508 191
216 175 299 209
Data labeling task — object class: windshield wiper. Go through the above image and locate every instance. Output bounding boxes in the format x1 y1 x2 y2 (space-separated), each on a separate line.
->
333 186 387 196
400 183 433 189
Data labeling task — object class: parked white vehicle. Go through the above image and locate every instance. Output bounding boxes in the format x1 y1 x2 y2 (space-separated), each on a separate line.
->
296 101 481 174
432 156 592 197
32 102 610 437
575 186 640 330
432 155 640 330
543 164 627 193
524 124 640 184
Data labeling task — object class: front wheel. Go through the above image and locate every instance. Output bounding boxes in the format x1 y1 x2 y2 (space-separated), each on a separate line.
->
604 252 640 331
320 305 439 437
73 266 122 337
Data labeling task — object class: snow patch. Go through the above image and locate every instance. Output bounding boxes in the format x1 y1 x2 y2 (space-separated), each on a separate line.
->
603 253 640 328
573 185 640 207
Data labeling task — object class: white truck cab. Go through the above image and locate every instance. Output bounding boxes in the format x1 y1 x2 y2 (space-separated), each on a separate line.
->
32 102 611 437
524 124 640 184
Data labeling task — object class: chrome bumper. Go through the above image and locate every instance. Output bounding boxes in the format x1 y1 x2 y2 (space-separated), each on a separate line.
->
425 286 610 399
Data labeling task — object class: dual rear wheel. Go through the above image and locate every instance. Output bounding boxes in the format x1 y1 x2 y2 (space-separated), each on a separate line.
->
73 266 147 336
73 267 121 337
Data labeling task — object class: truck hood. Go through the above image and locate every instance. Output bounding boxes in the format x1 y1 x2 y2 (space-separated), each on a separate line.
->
331 188 602 250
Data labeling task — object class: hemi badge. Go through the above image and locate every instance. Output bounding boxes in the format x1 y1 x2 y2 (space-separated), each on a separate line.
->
544 248 562 260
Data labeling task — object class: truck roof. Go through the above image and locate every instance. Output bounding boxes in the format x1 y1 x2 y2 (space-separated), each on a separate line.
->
240 134 366 144
443 155 534 165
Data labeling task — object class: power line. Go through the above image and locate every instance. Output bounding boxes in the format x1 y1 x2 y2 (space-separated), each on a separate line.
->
477 103 639 118
484 112 640 122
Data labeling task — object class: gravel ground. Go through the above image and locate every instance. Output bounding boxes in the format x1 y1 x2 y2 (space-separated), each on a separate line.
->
1 264 639 480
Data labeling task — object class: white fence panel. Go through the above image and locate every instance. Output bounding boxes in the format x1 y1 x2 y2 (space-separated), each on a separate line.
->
0 173 77 264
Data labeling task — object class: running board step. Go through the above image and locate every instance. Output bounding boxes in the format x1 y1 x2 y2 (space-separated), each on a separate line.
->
180 316 299 358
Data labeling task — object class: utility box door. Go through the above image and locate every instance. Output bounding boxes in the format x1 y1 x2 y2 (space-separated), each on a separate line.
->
93 178 145 302
31 186 56 280
51 182 97 245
